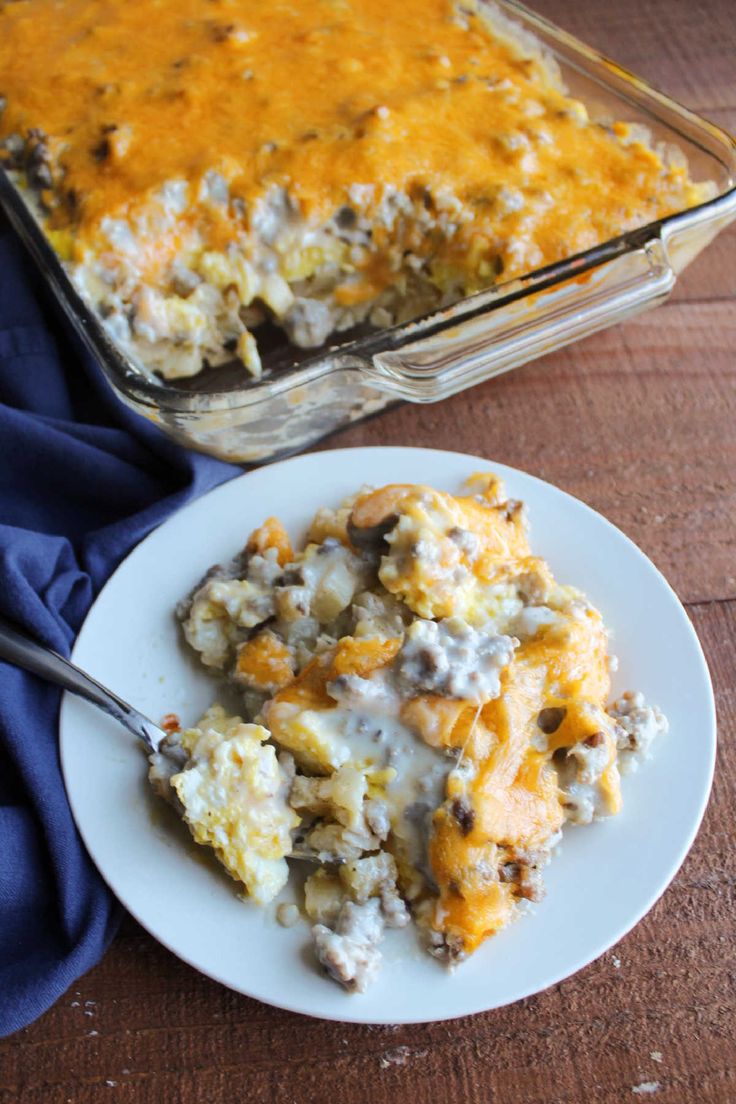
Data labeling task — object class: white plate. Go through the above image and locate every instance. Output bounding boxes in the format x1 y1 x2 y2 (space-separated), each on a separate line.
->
60 447 716 1024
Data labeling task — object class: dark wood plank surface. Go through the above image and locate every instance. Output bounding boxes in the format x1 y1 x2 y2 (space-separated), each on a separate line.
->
2 0 734 1099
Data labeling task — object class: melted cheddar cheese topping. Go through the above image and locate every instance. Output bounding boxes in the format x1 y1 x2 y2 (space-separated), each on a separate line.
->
429 609 618 951
0 0 708 279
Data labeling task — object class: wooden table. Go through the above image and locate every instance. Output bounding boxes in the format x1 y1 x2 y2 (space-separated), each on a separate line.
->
2 0 734 1099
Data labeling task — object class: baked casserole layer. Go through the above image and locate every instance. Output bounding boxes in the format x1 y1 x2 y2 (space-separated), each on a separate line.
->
0 0 714 380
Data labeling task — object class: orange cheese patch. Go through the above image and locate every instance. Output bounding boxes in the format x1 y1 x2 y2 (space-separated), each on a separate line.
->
329 637 402 680
266 652 336 716
246 516 293 567
428 604 613 955
235 631 295 693
0 0 706 282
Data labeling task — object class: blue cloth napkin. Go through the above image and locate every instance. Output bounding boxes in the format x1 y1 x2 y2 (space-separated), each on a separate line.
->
0 218 236 1036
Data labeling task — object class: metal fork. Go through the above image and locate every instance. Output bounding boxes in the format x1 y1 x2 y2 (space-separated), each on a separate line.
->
0 615 165 752
0 615 337 864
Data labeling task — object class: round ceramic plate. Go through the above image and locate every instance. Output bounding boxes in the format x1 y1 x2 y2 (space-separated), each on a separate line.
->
60 447 716 1024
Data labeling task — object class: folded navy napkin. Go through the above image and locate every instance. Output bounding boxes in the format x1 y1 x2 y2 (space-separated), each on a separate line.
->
0 218 236 1036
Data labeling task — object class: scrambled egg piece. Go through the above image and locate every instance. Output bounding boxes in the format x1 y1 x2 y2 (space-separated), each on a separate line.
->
170 706 299 905
354 476 532 622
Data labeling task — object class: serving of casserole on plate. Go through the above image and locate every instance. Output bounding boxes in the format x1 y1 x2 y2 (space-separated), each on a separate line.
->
59 449 716 1021
150 469 668 991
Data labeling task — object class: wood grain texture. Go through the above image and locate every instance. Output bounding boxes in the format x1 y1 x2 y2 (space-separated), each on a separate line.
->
1 0 734 1099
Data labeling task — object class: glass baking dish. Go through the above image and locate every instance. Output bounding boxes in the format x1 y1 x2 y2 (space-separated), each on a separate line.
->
1 0 734 464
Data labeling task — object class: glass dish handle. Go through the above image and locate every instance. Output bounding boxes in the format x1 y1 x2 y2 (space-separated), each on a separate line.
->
365 237 675 401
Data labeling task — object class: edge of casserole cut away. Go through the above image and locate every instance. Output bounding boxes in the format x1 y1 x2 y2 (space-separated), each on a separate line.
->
148 473 668 992
0 0 716 383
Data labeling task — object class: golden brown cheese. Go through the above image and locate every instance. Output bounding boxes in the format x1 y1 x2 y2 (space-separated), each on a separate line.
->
356 478 532 618
234 631 295 693
0 0 707 286
245 516 293 567
428 607 614 954
345 478 620 956
329 636 403 680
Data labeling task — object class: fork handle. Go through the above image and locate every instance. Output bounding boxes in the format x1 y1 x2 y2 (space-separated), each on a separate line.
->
0 615 163 752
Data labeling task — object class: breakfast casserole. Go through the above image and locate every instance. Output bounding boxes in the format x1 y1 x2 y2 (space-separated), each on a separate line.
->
0 0 714 383
149 475 668 991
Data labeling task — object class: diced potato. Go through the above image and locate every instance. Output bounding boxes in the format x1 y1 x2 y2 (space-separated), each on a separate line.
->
311 559 357 622
265 703 349 773
305 821 374 861
290 764 367 828
232 255 259 304
304 868 345 924
259 272 294 316
211 579 273 629
339 851 398 904
182 594 233 669
289 774 336 819
329 766 368 828
183 578 275 668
